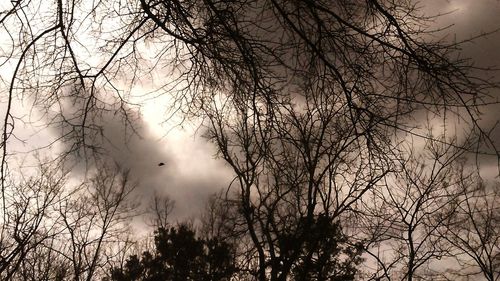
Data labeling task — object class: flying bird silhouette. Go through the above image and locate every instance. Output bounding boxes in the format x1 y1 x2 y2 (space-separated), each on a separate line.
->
158 162 165 166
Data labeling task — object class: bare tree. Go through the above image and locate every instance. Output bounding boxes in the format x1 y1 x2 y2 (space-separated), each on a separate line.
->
0 161 141 281
147 191 175 229
358 132 477 281
57 163 139 281
202 67 388 280
439 176 500 281
16 235 72 281
0 162 68 281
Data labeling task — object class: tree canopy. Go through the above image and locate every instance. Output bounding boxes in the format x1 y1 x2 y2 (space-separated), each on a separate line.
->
110 224 237 281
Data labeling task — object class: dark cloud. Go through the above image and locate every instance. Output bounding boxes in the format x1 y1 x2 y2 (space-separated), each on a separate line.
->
421 0 500 69
47 90 233 220
417 0 500 177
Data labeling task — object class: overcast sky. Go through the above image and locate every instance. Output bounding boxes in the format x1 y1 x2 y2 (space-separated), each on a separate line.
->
2 0 500 221
435 0 500 178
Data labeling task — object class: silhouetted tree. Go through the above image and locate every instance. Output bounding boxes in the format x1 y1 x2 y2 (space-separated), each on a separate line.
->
147 192 175 229
440 177 500 281
0 161 141 281
0 161 68 281
291 215 363 281
358 133 473 280
202 193 365 280
58 163 139 281
110 223 236 281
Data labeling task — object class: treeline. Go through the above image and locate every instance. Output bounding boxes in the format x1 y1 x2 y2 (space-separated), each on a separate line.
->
0 156 498 281
0 161 364 281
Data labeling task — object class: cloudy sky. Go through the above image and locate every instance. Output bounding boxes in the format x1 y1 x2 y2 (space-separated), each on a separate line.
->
2 0 500 221
441 0 500 177
104 0 500 216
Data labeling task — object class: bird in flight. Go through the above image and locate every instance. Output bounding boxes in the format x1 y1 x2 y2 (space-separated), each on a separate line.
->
158 162 165 166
